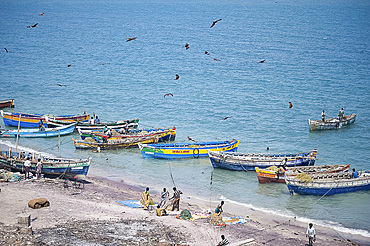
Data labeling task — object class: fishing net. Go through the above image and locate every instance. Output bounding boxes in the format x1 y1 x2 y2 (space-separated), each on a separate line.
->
267 166 278 171
296 173 312 183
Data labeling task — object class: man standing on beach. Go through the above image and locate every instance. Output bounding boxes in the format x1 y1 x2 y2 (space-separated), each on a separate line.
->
171 187 182 211
36 159 42 179
306 223 316 246
24 158 31 179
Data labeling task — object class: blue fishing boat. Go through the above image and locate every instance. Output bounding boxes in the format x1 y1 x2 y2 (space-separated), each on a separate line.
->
208 150 317 171
138 139 239 159
0 110 89 128
0 149 91 178
285 171 370 196
0 123 76 138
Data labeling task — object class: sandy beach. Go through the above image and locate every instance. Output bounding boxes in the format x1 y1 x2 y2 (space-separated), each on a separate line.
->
0 172 368 246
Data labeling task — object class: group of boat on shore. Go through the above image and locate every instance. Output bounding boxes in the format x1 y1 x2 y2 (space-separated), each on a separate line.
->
0 104 367 198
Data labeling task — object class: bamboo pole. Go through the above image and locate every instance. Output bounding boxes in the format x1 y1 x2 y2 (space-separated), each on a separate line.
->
58 130 61 157
15 114 21 152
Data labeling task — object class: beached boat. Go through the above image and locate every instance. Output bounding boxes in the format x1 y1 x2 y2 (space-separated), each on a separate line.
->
0 110 90 128
0 149 91 177
308 113 356 131
72 135 159 150
208 150 317 171
79 127 176 142
0 123 76 138
138 139 239 159
285 171 370 196
255 164 351 184
0 99 15 109
51 118 140 133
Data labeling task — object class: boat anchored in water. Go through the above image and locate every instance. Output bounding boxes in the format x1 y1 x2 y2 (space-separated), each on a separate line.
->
308 113 356 131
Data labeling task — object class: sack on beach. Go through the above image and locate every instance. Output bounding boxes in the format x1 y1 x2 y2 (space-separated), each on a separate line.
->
28 198 50 209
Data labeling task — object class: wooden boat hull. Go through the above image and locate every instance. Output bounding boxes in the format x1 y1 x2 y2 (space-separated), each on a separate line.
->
0 123 76 138
308 114 356 131
255 164 351 184
0 99 15 109
286 172 370 196
0 110 90 128
79 128 176 142
209 150 317 171
139 139 239 159
0 150 91 178
73 135 158 150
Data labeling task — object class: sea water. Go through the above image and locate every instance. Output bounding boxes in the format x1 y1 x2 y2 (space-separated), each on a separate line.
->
1 0 369 238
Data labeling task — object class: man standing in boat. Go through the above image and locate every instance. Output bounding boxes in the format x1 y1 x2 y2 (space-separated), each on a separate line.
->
38 119 45 132
338 108 344 121
321 110 326 122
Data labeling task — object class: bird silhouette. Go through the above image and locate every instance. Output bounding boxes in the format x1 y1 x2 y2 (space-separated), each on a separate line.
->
164 93 173 98
27 23 38 28
210 19 222 28
126 37 137 42
205 51 210 55
221 116 231 120
214 58 221 61
57 84 67 87
175 74 180 80
258 60 265 63
187 136 196 142
4 48 9 53
185 43 189 50
67 64 72 67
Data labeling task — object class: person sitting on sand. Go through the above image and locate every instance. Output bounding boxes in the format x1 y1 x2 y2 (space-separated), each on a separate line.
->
140 187 154 210
217 235 229 246
210 201 224 225
156 205 167 216
306 223 316 246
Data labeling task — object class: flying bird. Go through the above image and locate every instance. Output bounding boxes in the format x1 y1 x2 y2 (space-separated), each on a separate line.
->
67 64 72 67
214 58 221 61
39 13 44 16
164 93 173 98
221 116 231 120
4 48 9 53
210 19 222 28
57 84 67 87
258 60 265 63
175 74 179 80
126 37 137 42
187 136 196 142
27 23 38 28
185 43 189 50
205 51 210 55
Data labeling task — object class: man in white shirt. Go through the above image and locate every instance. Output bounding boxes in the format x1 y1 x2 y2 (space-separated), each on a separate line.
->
306 223 316 246
24 158 31 179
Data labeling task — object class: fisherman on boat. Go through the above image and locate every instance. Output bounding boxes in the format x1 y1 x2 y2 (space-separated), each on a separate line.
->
338 108 344 121
352 168 359 179
321 110 326 122
89 117 95 124
140 187 154 210
38 119 45 132
95 116 100 124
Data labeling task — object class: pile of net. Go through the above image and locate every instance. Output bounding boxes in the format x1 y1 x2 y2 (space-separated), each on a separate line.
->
295 173 312 183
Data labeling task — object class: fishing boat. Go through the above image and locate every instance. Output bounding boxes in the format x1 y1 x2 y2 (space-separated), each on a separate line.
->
285 171 370 196
208 150 317 171
255 164 351 184
0 123 76 138
72 135 159 150
0 99 15 109
51 118 140 133
138 139 239 159
79 127 176 142
308 113 356 131
0 149 91 178
0 110 90 128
